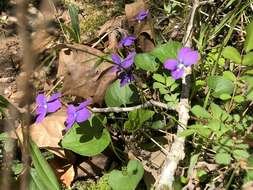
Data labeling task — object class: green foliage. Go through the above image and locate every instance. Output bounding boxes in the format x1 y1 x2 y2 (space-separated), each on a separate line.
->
134 53 159 72
207 76 234 98
61 116 111 156
105 80 135 107
152 73 179 108
68 5 81 43
244 21 253 53
222 46 241 64
150 41 182 62
191 105 211 119
215 152 232 165
108 160 144 190
124 109 154 132
29 140 60 190
242 52 253 66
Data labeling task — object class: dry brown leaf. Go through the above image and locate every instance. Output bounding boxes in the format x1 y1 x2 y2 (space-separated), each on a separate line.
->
49 158 75 188
125 0 155 52
76 154 110 178
12 109 67 158
97 16 127 37
57 44 117 104
97 16 128 51
243 181 253 190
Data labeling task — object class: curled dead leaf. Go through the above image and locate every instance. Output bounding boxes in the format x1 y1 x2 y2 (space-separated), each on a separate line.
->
49 157 75 188
57 44 117 104
125 0 155 52
13 109 69 158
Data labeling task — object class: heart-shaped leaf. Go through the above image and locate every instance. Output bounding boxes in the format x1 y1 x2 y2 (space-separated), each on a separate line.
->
105 80 135 107
150 41 182 62
61 116 111 156
134 53 159 72
108 160 144 190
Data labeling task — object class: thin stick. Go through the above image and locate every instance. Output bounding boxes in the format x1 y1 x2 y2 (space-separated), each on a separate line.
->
91 100 176 113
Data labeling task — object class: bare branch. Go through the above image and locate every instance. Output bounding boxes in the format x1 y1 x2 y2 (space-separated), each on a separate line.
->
91 100 176 113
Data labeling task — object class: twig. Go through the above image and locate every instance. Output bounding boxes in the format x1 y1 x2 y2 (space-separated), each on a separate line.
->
91 100 175 113
154 0 211 189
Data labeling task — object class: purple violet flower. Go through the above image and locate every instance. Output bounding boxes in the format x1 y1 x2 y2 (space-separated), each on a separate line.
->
111 52 136 87
119 36 136 47
164 47 199 80
35 93 62 123
135 10 149 22
65 99 92 131
119 73 134 87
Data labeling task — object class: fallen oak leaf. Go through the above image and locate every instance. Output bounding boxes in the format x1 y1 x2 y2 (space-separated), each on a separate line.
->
12 109 71 158
57 43 117 104
48 157 75 188
125 0 155 52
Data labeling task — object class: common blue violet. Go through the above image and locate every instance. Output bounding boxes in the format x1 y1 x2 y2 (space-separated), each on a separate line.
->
35 93 62 123
136 10 149 21
164 47 199 80
65 99 92 131
119 36 136 47
111 52 136 87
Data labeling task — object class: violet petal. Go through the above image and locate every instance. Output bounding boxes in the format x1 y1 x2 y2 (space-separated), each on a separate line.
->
67 105 76 115
181 50 199 66
35 109 47 123
177 47 192 62
111 54 122 65
65 116 75 131
48 93 61 102
77 99 92 110
121 52 136 69
36 94 46 106
136 10 149 21
164 59 178 71
76 108 91 123
47 100 61 113
119 36 136 47
171 68 184 80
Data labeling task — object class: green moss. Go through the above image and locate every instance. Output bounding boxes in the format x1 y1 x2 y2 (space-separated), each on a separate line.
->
71 174 111 190
61 0 122 42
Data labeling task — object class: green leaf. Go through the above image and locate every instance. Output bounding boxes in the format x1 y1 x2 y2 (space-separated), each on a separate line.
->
222 46 241 64
223 71 236 81
108 160 144 190
232 149 250 160
153 82 166 89
150 41 182 62
187 153 199 178
105 80 134 107
124 109 155 132
0 95 9 108
215 152 232 165
61 117 111 156
178 129 195 137
219 93 231 100
29 169 48 190
191 105 211 119
150 120 165 130
244 21 253 53
29 140 60 190
234 95 245 103
153 74 165 84
207 76 234 97
242 52 253 66
134 53 159 72
68 5 80 43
